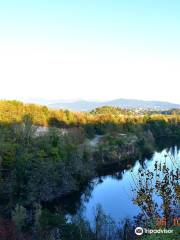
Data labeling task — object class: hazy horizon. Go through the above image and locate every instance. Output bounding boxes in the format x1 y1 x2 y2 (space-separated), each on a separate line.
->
0 1 180 103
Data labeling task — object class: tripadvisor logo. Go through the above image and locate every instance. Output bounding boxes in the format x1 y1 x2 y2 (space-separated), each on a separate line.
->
135 227 144 236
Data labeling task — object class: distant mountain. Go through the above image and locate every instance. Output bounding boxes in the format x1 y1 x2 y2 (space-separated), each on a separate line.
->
49 100 100 111
48 99 180 111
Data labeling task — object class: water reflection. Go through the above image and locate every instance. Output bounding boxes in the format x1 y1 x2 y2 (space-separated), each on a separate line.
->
44 143 180 226
81 146 180 224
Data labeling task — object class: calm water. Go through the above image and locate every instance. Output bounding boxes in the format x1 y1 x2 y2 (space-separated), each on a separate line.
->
80 147 180 224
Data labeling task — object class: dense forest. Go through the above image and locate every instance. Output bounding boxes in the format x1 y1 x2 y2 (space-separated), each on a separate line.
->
1 100 180 136
0 101 179 239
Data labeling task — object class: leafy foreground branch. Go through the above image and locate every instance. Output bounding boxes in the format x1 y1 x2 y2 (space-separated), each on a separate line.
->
131 155 180 239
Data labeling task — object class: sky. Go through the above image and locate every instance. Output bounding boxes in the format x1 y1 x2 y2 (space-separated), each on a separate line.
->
0 0 180 104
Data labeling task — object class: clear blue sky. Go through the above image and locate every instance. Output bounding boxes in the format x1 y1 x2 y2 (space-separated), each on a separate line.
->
0 0 180 103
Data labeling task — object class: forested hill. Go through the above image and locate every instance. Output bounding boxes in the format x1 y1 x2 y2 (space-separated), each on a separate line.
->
1 100 180 140
48 99 180 111
0 100 180 128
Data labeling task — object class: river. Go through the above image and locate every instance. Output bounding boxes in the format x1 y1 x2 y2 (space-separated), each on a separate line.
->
77 146 180 225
